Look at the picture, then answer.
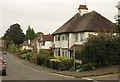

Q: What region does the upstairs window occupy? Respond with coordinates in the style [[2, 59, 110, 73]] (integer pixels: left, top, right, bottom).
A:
[[80, 33, 84, 41], [75, 33, 78, 42], [55, 35, 60, 41]]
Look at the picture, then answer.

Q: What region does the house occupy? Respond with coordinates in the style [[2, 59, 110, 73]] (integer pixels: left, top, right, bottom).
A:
[[39, 34, 54, 52], [52, 5, 116, 58], [30, 32, 54, 53], [31, 32, 44, 53], [20, 40, 33, 51]]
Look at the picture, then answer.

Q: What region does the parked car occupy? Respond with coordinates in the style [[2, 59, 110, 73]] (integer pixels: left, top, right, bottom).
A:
[[2, 51, 7, 54], [0, 57, 6, 76]]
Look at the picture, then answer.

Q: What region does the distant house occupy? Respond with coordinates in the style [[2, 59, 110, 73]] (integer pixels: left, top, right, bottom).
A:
[[30, 32, 54, 53], [52, 5, 116, 58], [31, 32, 44, 53], [20, 40, 33, 51], [39, 34, 54, 52]]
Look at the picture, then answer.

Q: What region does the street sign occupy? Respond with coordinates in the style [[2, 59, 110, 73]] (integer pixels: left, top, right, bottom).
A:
[[75, 59, 82, 64]]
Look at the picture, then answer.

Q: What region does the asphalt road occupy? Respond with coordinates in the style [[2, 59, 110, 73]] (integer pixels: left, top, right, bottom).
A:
[[1, 53, 80, 80], [0, 51, 119, 82]]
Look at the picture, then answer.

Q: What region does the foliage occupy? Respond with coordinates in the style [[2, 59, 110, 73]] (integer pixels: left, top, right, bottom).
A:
[[76, 63, 96, 72], [79, 33, 120, 66], [116, 19, 120, 32], [3, 23, 25, 46], [59, 58, 73, 71], [8, 44, 17, 53], [25, 25, 37, 40], [36, 53, 54, 67]]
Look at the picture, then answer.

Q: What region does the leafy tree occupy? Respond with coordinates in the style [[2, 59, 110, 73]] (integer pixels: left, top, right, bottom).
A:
[[79, 33, 119, 66], [116, 19, 120, 32], [3, 23, 25, 46], [25, 25, 36, 40]]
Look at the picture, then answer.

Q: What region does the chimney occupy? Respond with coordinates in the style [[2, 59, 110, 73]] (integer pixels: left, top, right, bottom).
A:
[[78, 5, 88, 16]]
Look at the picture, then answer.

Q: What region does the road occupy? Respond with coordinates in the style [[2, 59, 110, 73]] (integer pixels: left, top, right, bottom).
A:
[[0, 51, 119, 82], [0, 53, 79, 80]]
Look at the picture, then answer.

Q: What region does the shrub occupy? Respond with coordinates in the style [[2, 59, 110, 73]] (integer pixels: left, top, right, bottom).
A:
[[36, 53, 54, 67], [59, 58, 73, 71], [19, 54, 26, 59], [8, 44, 17, 53], [26, 52, 33, 60], [77, 63, 96, 72]]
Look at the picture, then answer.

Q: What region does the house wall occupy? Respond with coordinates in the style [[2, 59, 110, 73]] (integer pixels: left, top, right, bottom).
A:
[[21, 46, 33, 51], [54, 32, 97, 58], [42, 41, 53, 49], [54, 34, 68, 48]]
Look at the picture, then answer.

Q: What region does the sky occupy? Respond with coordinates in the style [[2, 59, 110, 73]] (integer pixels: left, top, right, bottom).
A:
[[0, 0, 119, 37]]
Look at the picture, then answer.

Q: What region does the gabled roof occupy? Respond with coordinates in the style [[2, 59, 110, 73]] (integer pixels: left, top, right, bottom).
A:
[[43, 34, 54, 41], [52, 11, 116, 35]]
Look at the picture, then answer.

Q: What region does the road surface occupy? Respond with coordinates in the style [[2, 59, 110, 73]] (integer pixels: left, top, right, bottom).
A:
[[0, 51, 119, 82]]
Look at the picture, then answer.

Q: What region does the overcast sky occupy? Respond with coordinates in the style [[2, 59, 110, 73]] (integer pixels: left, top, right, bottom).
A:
[[0, 0, 119, 37]]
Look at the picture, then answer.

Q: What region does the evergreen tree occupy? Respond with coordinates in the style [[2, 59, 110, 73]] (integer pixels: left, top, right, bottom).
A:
[[25, 25, 36, 40]]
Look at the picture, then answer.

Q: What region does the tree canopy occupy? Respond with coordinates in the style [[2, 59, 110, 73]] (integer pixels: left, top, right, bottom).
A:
[[3, 23, 25, 46], [25, 25, 36, 41]]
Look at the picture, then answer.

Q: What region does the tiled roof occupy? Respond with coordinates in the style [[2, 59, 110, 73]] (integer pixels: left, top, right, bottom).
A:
[[43, 34, 54, 41]]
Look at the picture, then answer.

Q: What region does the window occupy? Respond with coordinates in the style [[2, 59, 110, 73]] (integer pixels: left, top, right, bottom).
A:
[[55, 49, 58, 56], [55, 36, 58, 41], [65, 50, 68, 57], [62, 51, 64, 57], [65, 35, 68, 40], [58, 36, 60, 41], [58, 48, 60, 56], [62, 36, 65, 41], [42, 41, 45, 46], [55, 35, 60, 41], [80, 33, 84, 41], [75, 33, 78, 42]]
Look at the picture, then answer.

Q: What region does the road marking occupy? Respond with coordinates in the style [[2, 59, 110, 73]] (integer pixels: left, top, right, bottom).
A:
[[50, 72, 75, 78], [82, 77, 100, 82]]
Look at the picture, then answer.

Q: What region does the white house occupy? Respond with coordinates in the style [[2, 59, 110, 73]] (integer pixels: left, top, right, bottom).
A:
[[39, 34, 54, 52], [52, 5, 116, 58], [20, 40, 33, 51]]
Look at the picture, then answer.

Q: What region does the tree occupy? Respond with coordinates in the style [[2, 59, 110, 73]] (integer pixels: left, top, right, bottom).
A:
[[25, 25, 36, 40], [3, 23, 25, 46], [116, 19, 120, 32], [79, 33, 119, 66]]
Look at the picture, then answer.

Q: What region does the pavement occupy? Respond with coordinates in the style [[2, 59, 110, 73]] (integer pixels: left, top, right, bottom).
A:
[[10, 54, 119, 78]]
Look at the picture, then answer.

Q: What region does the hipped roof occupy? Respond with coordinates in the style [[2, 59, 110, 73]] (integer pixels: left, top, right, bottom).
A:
[[53, 11, 116, 35]]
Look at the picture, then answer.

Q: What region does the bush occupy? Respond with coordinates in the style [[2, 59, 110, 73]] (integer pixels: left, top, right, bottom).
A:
[[19, 54, 26, 59], [36, 53, 54, 67], [59, 58, 73, 71], [77, 63, 96, 72], [26, 52, 33, 60], [8, 44, 17, 53]]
